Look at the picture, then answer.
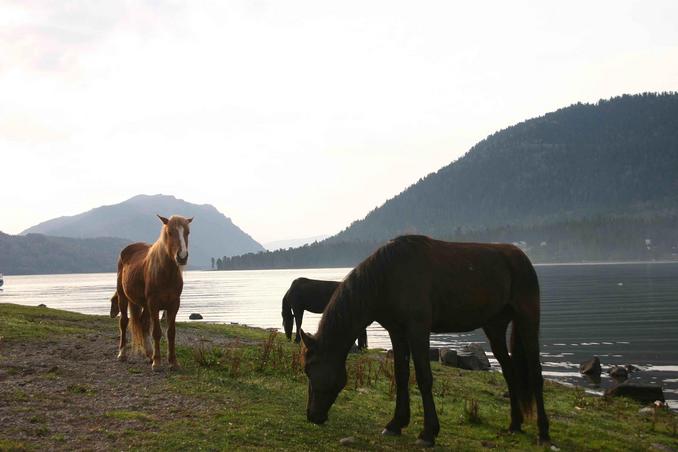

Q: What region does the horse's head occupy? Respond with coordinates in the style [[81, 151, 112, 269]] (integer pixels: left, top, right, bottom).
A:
[[300, 329, 347, 425], [157, 214, 193, 266], [282, 297, 294, 340]]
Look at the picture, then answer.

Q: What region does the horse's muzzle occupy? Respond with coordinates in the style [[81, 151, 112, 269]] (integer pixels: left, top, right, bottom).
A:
[[307, 410, 328, 425], [176, 254, 188, 266]]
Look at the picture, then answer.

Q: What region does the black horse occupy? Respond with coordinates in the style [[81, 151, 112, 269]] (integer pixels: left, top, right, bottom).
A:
[[282, 277, 367, 349], [300, 235, 550, 447]]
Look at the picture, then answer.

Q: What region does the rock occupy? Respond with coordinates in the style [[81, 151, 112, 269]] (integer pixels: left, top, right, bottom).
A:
[[38, 304, 47, 308], [638, 407, 655, 416], [608, 366, 628, 380], [339, 436, 356, 446], [650, 443, 675, 452], [579, 357, 601, 377], [605, 382, 665, 404], [626, 364, 640, 373], [189, 313, 203, 320], [439, 348, 458, 367], [457, 344, 490, 371], [429, 347, 441, 361]]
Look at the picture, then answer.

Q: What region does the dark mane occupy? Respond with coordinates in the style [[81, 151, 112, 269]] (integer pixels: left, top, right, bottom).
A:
[[317, 235, 433, 349]]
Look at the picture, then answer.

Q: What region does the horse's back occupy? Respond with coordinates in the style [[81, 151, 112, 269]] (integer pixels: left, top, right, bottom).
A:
[[288, 278, 340, 313], [119, 242, 151, 266], [369, 236, 537, 332]]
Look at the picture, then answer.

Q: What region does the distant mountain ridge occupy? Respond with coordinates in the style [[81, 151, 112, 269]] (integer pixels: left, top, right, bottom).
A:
[[264, 235, 329, 251], [22, 194, 264, 269]]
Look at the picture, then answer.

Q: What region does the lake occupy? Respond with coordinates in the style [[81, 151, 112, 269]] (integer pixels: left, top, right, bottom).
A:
[[1, 262, 677, 408]]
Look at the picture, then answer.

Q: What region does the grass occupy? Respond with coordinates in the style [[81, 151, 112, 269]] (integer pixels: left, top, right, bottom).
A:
[[0, 303, 102, 341], [1, 302, 677, 451]]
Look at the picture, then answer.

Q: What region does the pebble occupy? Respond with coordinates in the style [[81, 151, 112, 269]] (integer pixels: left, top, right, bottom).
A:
[[339, 436, 355, 446]]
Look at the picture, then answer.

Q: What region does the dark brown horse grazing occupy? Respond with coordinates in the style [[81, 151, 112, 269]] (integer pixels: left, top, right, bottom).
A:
[[282, 278, 367, 349], [300, 235, 550, 447], [112, 214, 192, 371]]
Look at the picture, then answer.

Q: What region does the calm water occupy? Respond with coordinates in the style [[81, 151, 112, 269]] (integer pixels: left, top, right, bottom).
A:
[[1, 263, 677, 408]]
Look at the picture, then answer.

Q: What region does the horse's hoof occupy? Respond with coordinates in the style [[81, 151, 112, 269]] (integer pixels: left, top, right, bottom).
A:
[[415, 438, 434, 448], [117, 354, 127, 362], [169, 363, 181, 371], [152, 363, 162, 372], [381, 428, 400, 436], [538, 437, 552, 447]]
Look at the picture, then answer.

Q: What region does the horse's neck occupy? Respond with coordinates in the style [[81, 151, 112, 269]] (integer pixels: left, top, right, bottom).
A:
[[146, 239, 180, 283], [317, 290, 370, 356]]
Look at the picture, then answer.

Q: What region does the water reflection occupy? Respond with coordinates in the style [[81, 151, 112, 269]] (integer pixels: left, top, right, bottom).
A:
[[2, 262, 677, 408]]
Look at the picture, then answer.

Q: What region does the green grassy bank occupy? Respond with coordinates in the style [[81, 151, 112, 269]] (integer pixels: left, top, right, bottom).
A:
[[0, 303, 676, 451]]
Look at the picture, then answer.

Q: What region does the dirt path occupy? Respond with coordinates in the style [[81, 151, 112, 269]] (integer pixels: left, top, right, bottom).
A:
[[0, 327, 243, 451]]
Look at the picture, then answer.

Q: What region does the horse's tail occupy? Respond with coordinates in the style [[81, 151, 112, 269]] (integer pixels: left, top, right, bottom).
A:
[[507, 246, 544, 420], [510, 321, 535, 418], [281, 291, 294, 340], [128, 302, 150, 355], [110, 293, 120, 318]]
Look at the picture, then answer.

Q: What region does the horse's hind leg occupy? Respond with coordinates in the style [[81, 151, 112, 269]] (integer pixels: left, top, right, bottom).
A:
[[483, 313, 523, 433], [358, 329, 368, 350], [147, 300, 163, 371], [514, 316, 550, 445], [117, 294, 129, 362], [383, 329, 410, 436], [408, 330, 440, 447]]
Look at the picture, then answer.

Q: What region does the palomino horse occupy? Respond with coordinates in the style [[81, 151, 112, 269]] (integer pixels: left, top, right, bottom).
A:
[[282, 277, 367, 349], [112, 215, 192, 371], [300, 235, 550, 447]]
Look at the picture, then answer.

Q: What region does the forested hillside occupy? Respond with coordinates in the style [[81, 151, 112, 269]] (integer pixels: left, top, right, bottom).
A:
[[217, 93, 678, 269], [0, 232, 129, 275], [331, 93, 678, 242]]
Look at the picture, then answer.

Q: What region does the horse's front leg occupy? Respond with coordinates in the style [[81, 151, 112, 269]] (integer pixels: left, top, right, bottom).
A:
[[293, 309, 304, 343], [167, 303, 180, 371], [383, 330, 410, 436], [148, 302, 163, 371], [409, 333, 440, 447]]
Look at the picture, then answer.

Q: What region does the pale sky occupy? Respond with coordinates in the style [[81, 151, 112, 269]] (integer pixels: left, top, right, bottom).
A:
[[1, 1, 677, 244]]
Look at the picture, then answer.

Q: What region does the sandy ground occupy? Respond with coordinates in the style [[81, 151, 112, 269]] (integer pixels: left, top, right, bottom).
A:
[[0, 327, 240, 451]]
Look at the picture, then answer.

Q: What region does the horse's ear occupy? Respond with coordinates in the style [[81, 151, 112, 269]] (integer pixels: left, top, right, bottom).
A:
[[299, 329, 317, 350], [157, 214, 169, 225], [187, 217, 193, 224]]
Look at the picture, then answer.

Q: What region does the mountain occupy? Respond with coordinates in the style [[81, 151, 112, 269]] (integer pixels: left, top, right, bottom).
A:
[[330, 92, 678, 243], [0, 231, 129, 275], [22, 194, 264, 269], [217, 93, 678, 269], [264, 235, 329, 251]]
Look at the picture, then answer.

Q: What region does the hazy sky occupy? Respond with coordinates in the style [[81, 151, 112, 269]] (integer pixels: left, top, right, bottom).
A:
[[1, 1, 677, 243]]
